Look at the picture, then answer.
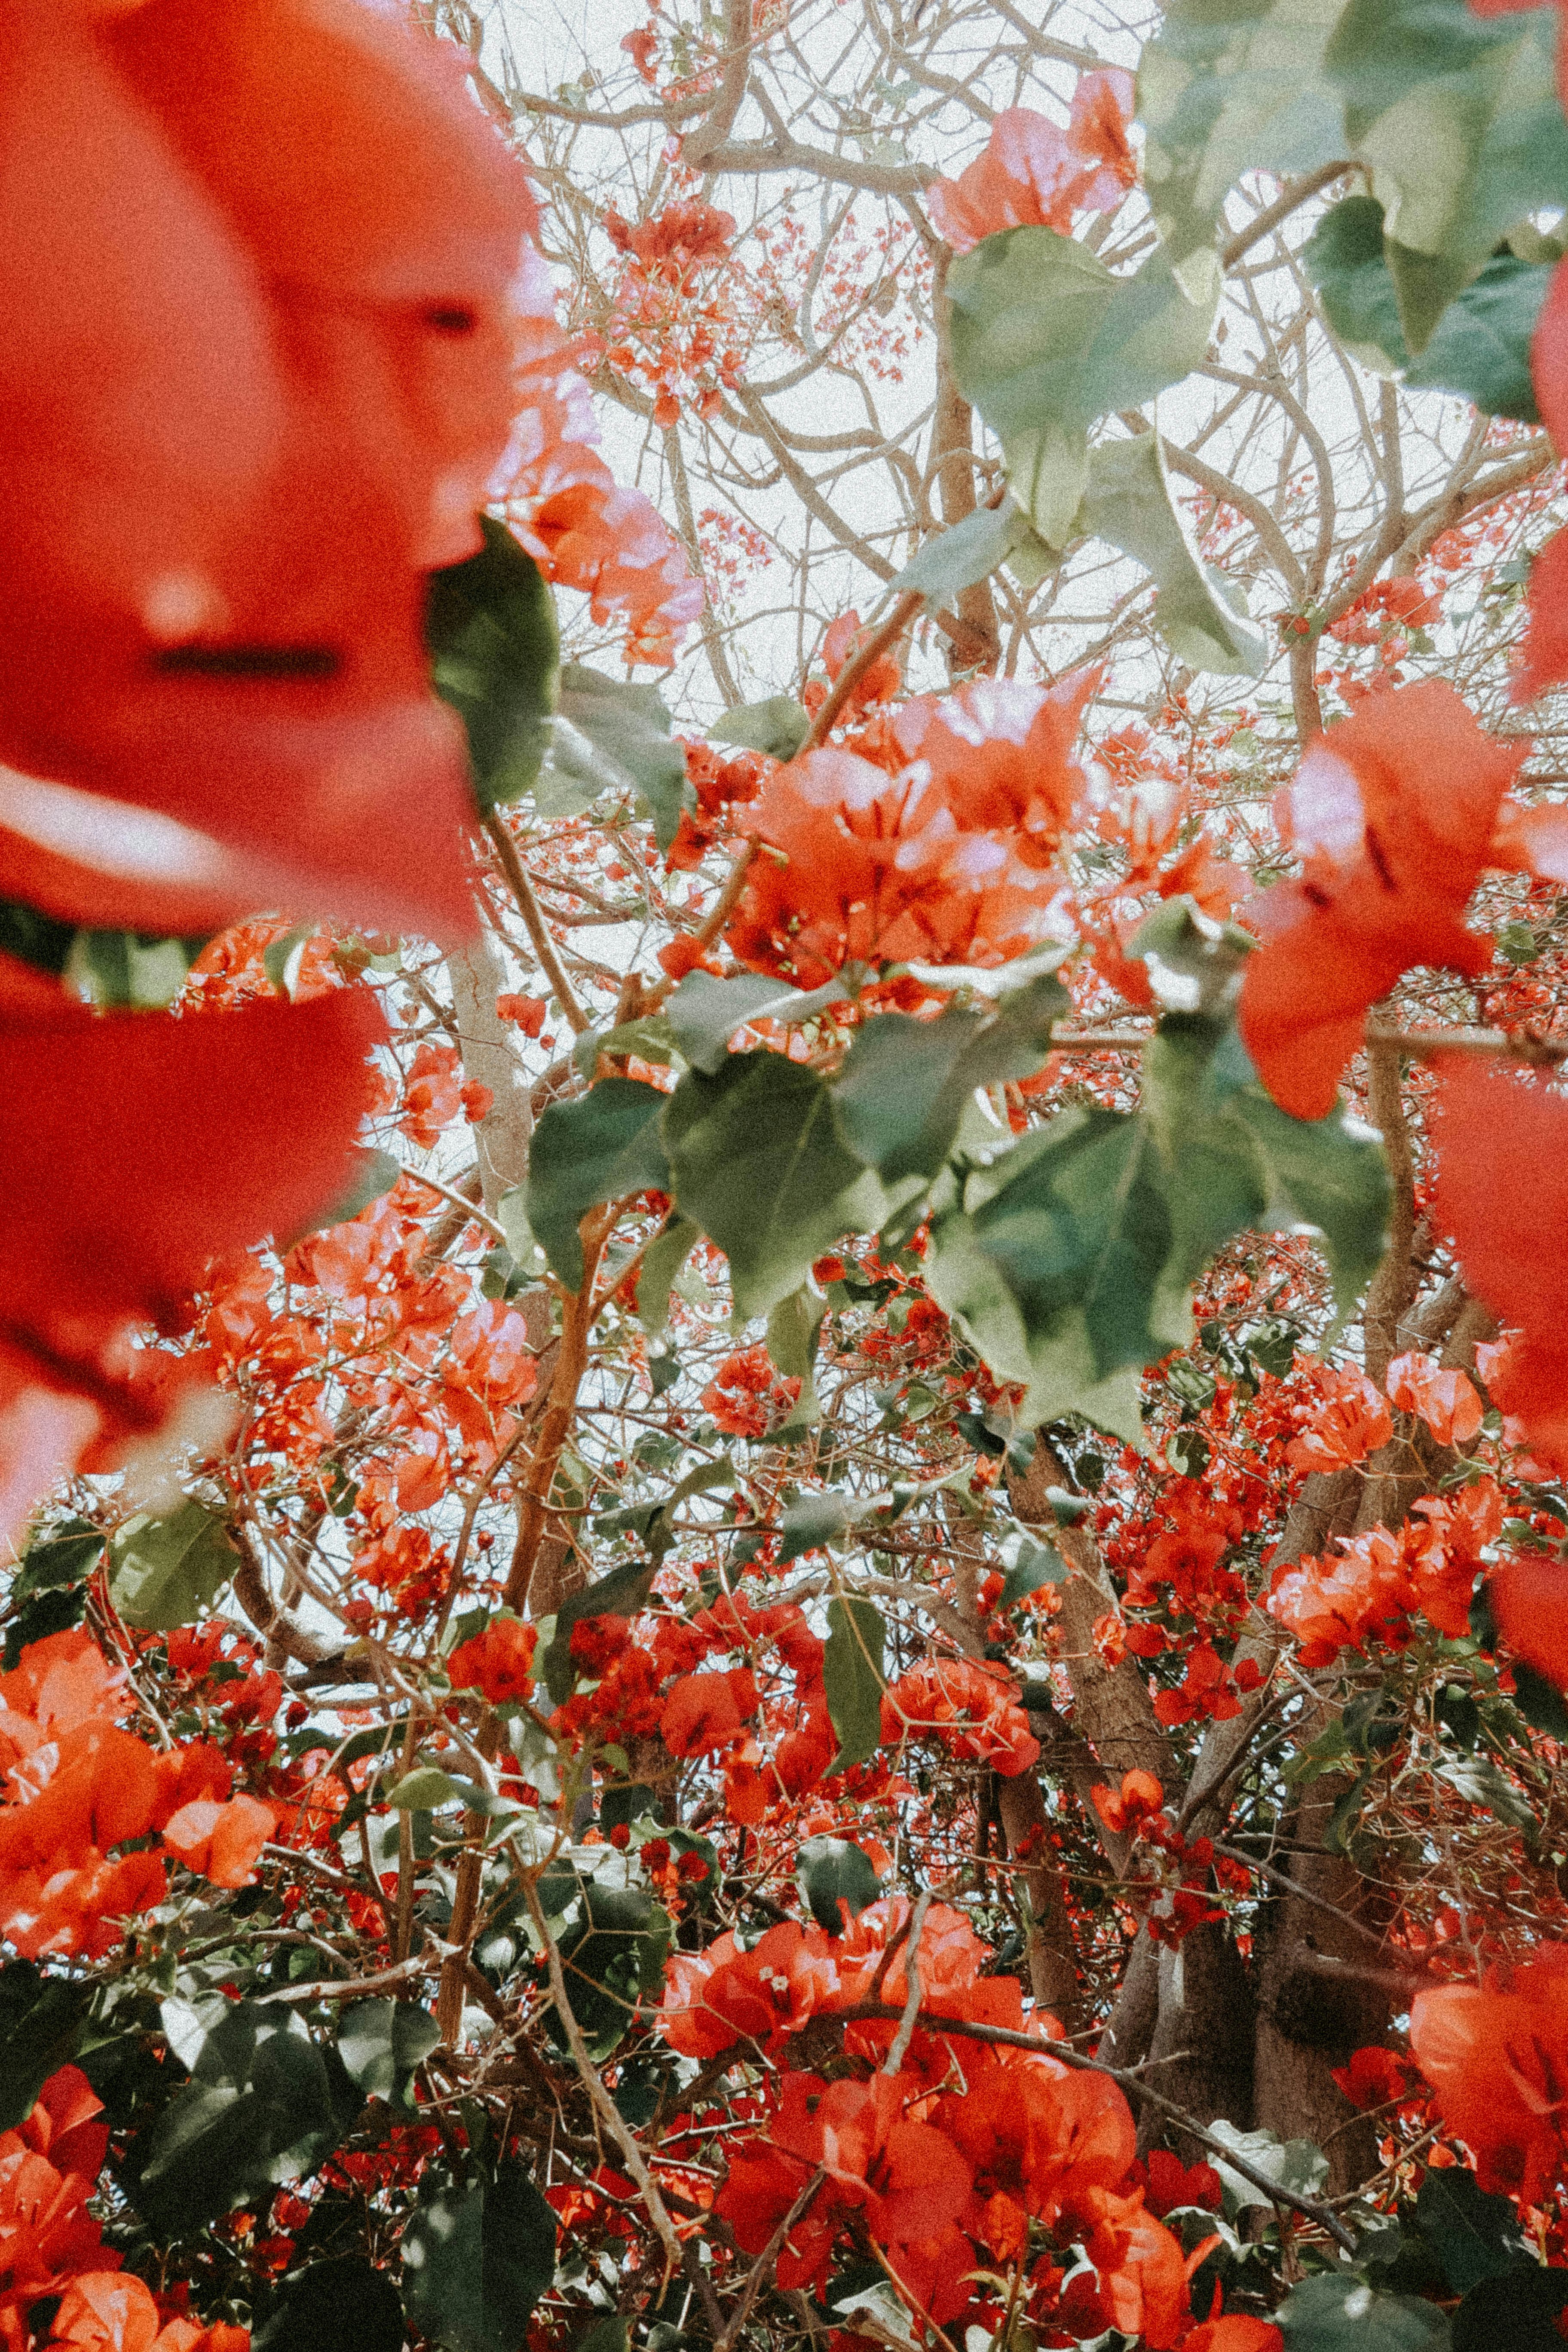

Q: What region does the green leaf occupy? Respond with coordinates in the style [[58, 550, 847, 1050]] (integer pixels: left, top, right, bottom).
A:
[[550, 1883, 671, 2055], [427, 517, 560, 814], [524, 1079, 671, 1291], [0, 1963, 89, 2128], [254, 2255, 407, 2352], [1327, 0, 1568, 350], [543, 1557, 659, 1706], [823, 1596, 887, 1776], [577, 2322, 630, 2352], [798, 1835, 882, 1936], [1277, 2271, 1452, 2350], [637, 1213, 701, 1338], [664, 967, 859, 1075], [663, 1052, 887, 1322], [708, 695, 812, 762], [1436, 1752, 1536, 1831], [403, 2162, 558, 2352], [948, 230, 1219, 547], [1305, 193, 1551, 415], [1142, 1016, 1271, 1289], [551, 664, 689, 850], [337, 2000, 440, 2112], [5, 1525, 101, 1669], [1229, 1078, 1390, 1317], [999, 1532, 1069, 1611], [108, 1499, 239, 1632], [296, 1145, 401, 1242], [1078, 432, 1270, 676], [1416, 2166, 1533, 2295], [831, 974, 1067, 1183], [1137, 0, 1348, 269], [766, 1283, 827, 1432], [1452, 2270, 1568, 2352], [135, 2001, 350, 2236], [885, 500, 1032, 601], [1207, 2120, 1330, 2214], [778, 1490, 876, 1562]]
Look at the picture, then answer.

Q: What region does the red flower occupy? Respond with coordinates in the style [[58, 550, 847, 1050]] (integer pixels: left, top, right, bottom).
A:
[[449, 1617, 539, 1706], [1409, 1948, 1568, 2202], [1513, 251, 1568, 697], [1238, 683, 1523, 1117], [1487, 1551, 1568, 1692], [1430, 1060, 1568, 1474], [0, 984, 384, 1541], [1090, 1769, 1165, 1838], [1286, 1369, 1393, 1473], [659, 1669, 759, 1758], [1332, 2045, 1409, 2110], [0, 0, 534, 944], [1387, 1350, 1483, 1448], [659, 1922, 842, 2058], [160, 1795, 275, 1890], [926, 73, 1136, 251], [1182, 2322, 1283, 2352], [880, 1657, 1040, 1778]]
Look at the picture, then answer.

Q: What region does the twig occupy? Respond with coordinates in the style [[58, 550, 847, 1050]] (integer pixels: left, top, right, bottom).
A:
[[482, 811, 591, 1034], [881, 1892, 931, 2075], [1220, 163, 1353, 271], [800, 592, 924, 753], [400, 1167, 508, 1246], [1367, 1024, 1568, 1067]]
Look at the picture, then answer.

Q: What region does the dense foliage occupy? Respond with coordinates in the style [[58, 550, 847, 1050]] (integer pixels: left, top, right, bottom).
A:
[[14, 3, 1568, 2350]]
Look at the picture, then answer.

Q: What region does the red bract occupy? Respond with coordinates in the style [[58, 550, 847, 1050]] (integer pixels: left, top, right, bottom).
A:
[[1514, 253, 1568, 696], [1409, 1948, 1568, 2201], [659, 1669, 759, 1758], [926, 72, 1136, 251], [1090, 1769, 1165, 1838], [448, 1617, 539, 1705], [0, 985, 384, 1540], [1237, 683, 1523, 1118], [729, 674, 1093, 985], [880, 1656, 1040, 1776], [1286, 1368, 1393, 1473], [1387, 1350, 1484, 1448], [0, 0, 535, 944], [159, 1795, 275, 1891], [659, 1921, 842, 2058], [1430, 1060, 1568, 1474], [1487, 1551, 1568, 1692]]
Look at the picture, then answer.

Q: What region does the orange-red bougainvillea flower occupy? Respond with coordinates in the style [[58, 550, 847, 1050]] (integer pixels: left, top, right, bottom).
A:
[[1430, 1058, 1568, 1479], [0, 0, 532, 943], [727, 672, 1094, 986], [1409, 1947, 1568, 2202], [0, 981, 385, 1542], [1237, 681, 1523, 1118], [926, 71, 1136, 251]]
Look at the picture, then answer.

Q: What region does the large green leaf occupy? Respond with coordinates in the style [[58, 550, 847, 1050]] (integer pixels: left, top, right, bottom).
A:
[[1305, 192, 1552, 416], [403, 2163, 558, 2352], [1078, 432, 1270, 676], [664, 966, 857, 1075], [254, 2256, 407, 2352], [0, 1963, 90, 2129], [427, 516, 559, 814], [798, 1836, 883, 1936], [948, 231, 1218, 546], [1137, 0, 1348, 269], [108, 1500, 239, 1632], [831, 972, 1068, 1183], [1327, 0, 1568, 348], [549, 664, 690, 848], [1415, 2166, 1533, 2295], [708, 695, 812, 761], [135, 2000, 352, 2236], [885, 500, 1032, 600], [337, 1999, 440, 2113], [1277, 2271, 1451, 2350], [550, 1882, 672, 2056], [524, 1079, 671, 1292], [1229, 1078, 1390, 1316], [823, 1597, 887, 1776], [663, 1052, 886, 1322]]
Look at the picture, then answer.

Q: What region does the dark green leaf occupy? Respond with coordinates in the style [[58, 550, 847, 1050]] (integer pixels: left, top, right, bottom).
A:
[[1452, 2268, 1568, 2352], [1436, 1752, 1536, 1831], [427, 517, 559, 814], [543, 1556, 659, 1705], [663, 1052, 886, 1322], [1277, 2271, 1452, 2349], [551, 664, 689, 849], [108, 1499, 239, 1632], [664, 966, 858, 1075], [1416, 2165, 1533, 2294], [337, 2000, 439, 2111], [135, 2002, 347, 2236], [0, 1963, 90, 2129], [403, 2163, 557, 2352], [637, 1214, 701, 1338], [798, 1835, 882, 1936], [551, 1883, 672, 2055], [709, 695, 812, 762], [577, 2321, 629, 2352], [999, 1534, 1068, 1610], [525, 1079, 671, 1291], [1230, 1079, 1390, 1317], [832, 974, 1067, 1183], [778, 1491, 875, 1561], [254, 2256, 407, 2352], [823, 1596, 887, 1775], [1306, 195, 1550, 416]]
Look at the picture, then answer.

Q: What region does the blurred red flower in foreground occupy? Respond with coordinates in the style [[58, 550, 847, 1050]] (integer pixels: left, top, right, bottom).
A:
[[0, 0, 538, 943], [0, 981, 384, 1542], [927, 70, 1136, 251], [1238, 682, 1523, 1118], [1410, 1947, 1568, 2202]]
